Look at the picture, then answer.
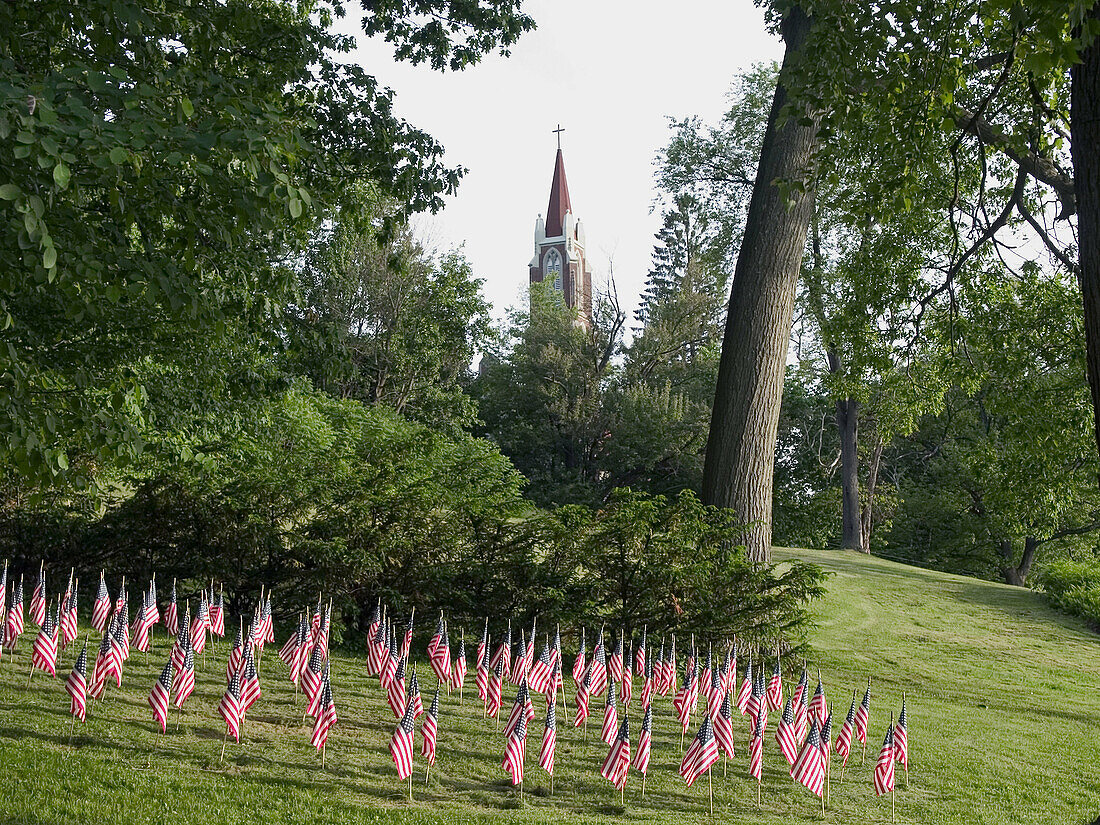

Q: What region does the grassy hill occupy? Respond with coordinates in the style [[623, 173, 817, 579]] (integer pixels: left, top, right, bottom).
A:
[[0, 548, 1098, 825]]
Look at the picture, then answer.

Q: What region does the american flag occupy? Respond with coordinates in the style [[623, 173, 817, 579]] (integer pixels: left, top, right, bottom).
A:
[[210, 588, 225, 637], [679, 714, 719, 787], [367, 601, 381, 647], [29, 562, 45, 628], [634, 703, 652, 775], [219, 663, 243, 743], [4, 575, 24, 648], [751, 672, 769, 735], [620, 664, 632, 708], [476, 635, 491, 702], [190, 595, 208, 655], [60, 582, 78, 650], [30, 603, 57, 676], [381, 626, 399, 689], [663, 636, 677, 696], [487, 655, 504, 719], [92, 572, 110, 633], [149, 659, 173, 733], [713, 689, 735, 758], [174, 646, 196, 708], [430, 625, 451, 686], [571, 628, 586, 686], [88, 624, 113, 699], [634, 626, 646, 677], [808, 676, 827, 726], [528, 638, 553, 694], [708, 659, 724, 720], [642, 649, 655, 709], [421, 687, 439, 764], [476, 618, 488, 673], [309, 660, 330, 719], [672, 660, 693, 733], [735, 656, 753, 714], [505, 678, 534, 738], [367, 613, 387, 676], [0, 561, 7, 624], [66, 639, 89, 722], [609, 632, 624, 685], [401, 611, 413, 660], [406, 668, 424, 719], [277, 612, 301, 666], [501, 711, 526, 786], [114, 580, 126, 612], [697, 648, 710, 705], [820, 711, 833, 766], [114, 597, 130, 662], [572, 662, 592, 728], [776, 696, 799, 765], [240, 643, 261, 712], [490, 621, 510, 677], [261, 595, 274, 644], [387, 656, 407, 718], [600, 679, 619, 745], [792, 666, 808, 708], [793, 687, 809, 744], [227, 624, 244, 685], [588, 628, 608, 697], [539, 699, 557, 775], [106, 611, 126, 686], [835, 692, 856, 764], [790, 717, 825, 797], [451, 634, 467, 690], [509, 629, 527, 687], [428, 615, 446, 678], [171, 604, 191, 675], [767, 654, 783, 711], [146, 578, 160, 629], [600, 717, 630, 790], [390, 696, 417, 780], [855, 682, 871, 745], [749, 707, 765, 781], [164, 580, 178, 637], [873, 723, 895, 796], [894, 699, 908, 768], [130, 600, 150, 654], [311, 676, 337, 751], [720, 647, 734, 696]]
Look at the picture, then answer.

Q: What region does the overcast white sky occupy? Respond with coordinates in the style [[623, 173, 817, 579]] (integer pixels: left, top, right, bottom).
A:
[[341, 1, 782, 323]]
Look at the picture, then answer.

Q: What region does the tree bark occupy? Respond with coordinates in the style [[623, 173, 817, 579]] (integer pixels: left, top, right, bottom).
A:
[[998, 536, 1038, 587], [1072, 5, 1100, 477], [702, 5, 820, 563], [836, 396, 861, 551]]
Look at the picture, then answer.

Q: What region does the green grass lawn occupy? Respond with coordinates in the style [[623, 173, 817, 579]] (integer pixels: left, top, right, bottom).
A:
[[0, 548, 1097, 824]]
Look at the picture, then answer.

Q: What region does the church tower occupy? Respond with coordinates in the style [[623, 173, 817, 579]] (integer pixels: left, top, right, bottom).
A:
[[529, 136, 593, 325]]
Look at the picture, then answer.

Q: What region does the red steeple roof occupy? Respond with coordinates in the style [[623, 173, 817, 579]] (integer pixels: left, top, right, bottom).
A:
[[545, 148, 572, 238]]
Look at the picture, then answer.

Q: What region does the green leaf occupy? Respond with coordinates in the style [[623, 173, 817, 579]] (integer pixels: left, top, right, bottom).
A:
[[180, 97, 194, 118], [109, 146, 128, 165], [42, 245, 56, 270], [0, 184, 20, 200], [53, 162, 70, 189], [289, 197, 302, 218]]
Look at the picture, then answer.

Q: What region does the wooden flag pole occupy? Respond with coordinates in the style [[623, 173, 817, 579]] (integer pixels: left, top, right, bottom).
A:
[[862, 677, 870, 765], [641, 772, 645, 798], [220, 727, 229, 762], [551, 772, 555, 796], [322, 742, 326, 770], [707, 765, 714, 817], [408, 771, 413, 802], [757, 775, 761, 806], [425, 760, 430, 784]]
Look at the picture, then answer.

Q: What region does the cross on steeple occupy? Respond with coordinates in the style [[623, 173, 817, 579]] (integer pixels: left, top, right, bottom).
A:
[[553, 124, 565, 150]]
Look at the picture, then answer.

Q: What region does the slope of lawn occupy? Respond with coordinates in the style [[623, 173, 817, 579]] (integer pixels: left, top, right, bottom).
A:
[[0, 548, 1097, 825]]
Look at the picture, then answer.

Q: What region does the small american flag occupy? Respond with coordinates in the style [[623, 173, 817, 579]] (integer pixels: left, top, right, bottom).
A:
[[451, 633, 467, 690], [609, 632, 624, 685], [311, 676, 337, 751], [174, 646, 195, 708], [240, 643, 261, 712], [679, 714, 719, 787], [66, 639, 89, 722], [429, 617, 451, 685], [572, 663, 592, 728], [88, 625, 112, 699], [171, 604, 191, 676], [835, 692, 856, 764], [190, 596, 208, 655], [854, 682, 871, 745], [421, 687, 439, 764], [391, 699, 417, 779], [808, 676, 827, 726], [309, 660, 330, 719], [510, 629, 527, 687], [406, 668, 424, 719], [387, 655, 408, 718], [767, 654, 783, 711], [210, 589, 225, 637], [30, 603, 57, 677], [505, 678, 533, 738], [894, 699, 908, 768], [600, 717, 630, 790], [790, 717, 825, 797], [634, 627, 646, 677], [367, 613, 387, 676], [571, 627, 586, 686], [735, 656, 753, 714], [486, 655, 504, 719], [279, 613, 301, 666], [713, 689, 735, 758], [476, 618, 488, 673], [749, 707, 765, 781], [708, 659, 724, 719], [92, 572, 110, 633], [490, 621, 511, 678], [227, 624, 244, 686], [588, 628, 608, 697], [820, 711, 833, 766], [501, 711, 526, 786], [476, 634, 491, 702], [873, 723, 895, 796], [528, 638, 553, 694], [4, 575, 24, 648], [642, 648, 655, 709], [29, 563, 45, 628], [130, 600, 151, 654], [302, 642, 325, 705], [219, 664, 243, 743], [539, 699, 557, 775], [149, 660, 173, 733], [634, 703, 652, 775], [600, 679, 619, 745], [164, 580, 178, 637], [776, 696, 798, 765], [381, 626, 399, 689], [59, 582, 78, 650]]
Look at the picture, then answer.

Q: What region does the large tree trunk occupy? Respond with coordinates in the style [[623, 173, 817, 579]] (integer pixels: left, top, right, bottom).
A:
[[1072, 5, 1100, 474], [998, 536, 1038, 587], [702, 5, 820, 563], [836, 395, 861, 551]]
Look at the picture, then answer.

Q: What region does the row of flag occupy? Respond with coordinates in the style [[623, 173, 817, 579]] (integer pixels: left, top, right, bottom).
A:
[[2, 565, 910, 815]]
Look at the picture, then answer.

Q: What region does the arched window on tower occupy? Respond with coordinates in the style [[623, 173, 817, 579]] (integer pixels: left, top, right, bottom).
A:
[[543, 249, 563, 295]]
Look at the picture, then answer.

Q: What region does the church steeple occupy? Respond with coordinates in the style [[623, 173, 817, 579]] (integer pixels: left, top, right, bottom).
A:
[[545, 148, 572, 239], [528, 131, 592, 326]]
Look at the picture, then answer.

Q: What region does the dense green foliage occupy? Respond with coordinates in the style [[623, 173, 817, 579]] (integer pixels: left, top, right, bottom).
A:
[[1039, 557, 1100, 624]]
